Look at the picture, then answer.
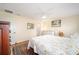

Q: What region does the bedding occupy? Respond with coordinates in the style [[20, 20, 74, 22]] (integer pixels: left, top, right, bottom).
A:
[[70, 33, 79, 52], [28, 35, 79, 55]]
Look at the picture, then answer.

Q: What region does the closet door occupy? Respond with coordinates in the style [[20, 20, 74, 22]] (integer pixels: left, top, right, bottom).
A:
[[0, 21, 10, 55], [2, 25, 10, 55], [0, 29, 2, 54]]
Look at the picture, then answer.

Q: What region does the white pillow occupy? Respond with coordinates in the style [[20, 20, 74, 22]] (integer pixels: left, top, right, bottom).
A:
[[71, 33, 79, 39], [41, 30, 54, 35]]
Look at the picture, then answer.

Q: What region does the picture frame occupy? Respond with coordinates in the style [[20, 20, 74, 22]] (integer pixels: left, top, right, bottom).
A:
[[51, 20, 61, 27], [27, 23, 34, 29]]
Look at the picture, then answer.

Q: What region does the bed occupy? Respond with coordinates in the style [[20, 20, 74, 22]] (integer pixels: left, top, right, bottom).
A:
[[28, 33, 79, 55]]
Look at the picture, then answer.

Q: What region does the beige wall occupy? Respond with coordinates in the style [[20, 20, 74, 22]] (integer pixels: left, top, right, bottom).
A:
[[40, 15, 79, 36], [0, 11, 40, 44], [78, 17, 79, 32], [0, 10, 79, 44]]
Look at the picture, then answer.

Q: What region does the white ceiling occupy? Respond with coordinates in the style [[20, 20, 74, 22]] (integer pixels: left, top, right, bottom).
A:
[[0, 3, 79, 19]]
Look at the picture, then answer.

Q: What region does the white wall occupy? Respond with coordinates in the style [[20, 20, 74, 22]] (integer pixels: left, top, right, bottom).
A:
[[0, 11, 40, 44], [0, 10, 79, 44], [61, 16, 79, 36], [78, 17, 79, 32], [40, 15, 79, 37]]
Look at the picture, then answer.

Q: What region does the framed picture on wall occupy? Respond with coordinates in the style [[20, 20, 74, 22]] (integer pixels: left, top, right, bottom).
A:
[[51, 20, 61, 27], [27, 23, 34, 29]]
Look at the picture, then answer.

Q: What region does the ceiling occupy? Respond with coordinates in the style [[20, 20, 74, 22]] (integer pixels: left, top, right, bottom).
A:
[[0, 3, 79, 20]]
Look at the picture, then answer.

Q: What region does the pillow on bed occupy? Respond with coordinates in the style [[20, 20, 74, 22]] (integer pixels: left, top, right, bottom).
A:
[[41, 30, 55, 35], [70, 33, 79, 39]]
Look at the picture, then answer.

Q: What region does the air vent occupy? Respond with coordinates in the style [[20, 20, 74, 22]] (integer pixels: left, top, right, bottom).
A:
[[4, 9, 13, 14]]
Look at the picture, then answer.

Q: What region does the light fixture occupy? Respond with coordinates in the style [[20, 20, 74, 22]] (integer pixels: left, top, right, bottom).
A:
[[42, 16, 47, 19]]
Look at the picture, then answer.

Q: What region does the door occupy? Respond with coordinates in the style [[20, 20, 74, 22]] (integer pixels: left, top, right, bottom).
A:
[[0, 29, 2, 54], [1, 25, 10, 55], [0, 21, 10, 55]]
